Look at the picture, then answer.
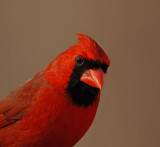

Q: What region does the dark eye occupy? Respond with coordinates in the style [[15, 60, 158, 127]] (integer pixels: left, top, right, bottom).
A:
[[75, 55, 84, 66]]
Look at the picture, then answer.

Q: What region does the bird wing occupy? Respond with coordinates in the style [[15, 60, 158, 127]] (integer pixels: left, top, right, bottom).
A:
[[0, 79, 38, 128]]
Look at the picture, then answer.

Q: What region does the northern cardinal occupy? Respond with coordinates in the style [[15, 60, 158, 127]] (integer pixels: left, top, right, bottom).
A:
[[0, 34, 110, 147]]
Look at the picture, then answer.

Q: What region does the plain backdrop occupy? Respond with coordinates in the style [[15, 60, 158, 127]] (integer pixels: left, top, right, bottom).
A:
[[0, 0, 160, 147]]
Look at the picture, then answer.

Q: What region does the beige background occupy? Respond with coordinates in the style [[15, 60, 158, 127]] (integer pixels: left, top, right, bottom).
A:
[[0, 0, 160, 147]]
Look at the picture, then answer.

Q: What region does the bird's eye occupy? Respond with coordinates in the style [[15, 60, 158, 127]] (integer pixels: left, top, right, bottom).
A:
[[75, 55, 84, 66]]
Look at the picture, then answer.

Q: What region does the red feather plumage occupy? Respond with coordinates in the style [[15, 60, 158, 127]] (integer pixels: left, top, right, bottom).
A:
[[0, 34, 110, 147]]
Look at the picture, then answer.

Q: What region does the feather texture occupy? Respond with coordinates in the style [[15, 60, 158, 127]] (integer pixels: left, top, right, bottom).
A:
[[0, 34, 110, 147]]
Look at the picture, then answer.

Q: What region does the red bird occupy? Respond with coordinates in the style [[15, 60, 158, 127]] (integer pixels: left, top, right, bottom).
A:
[[0, 34, 110, 147]]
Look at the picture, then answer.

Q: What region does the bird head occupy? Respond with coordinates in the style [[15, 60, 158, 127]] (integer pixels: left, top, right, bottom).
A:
[[45, 34, 110, 107]]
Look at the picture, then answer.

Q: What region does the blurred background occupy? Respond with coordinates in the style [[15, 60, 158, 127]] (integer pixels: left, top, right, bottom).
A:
[[0, 0, 160, 147]]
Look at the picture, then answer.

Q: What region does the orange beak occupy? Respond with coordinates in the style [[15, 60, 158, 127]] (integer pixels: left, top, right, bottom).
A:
[[80, 68, 104, 90]]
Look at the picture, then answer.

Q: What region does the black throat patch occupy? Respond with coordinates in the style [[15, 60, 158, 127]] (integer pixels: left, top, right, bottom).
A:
[[67, 58, 108, 107]]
